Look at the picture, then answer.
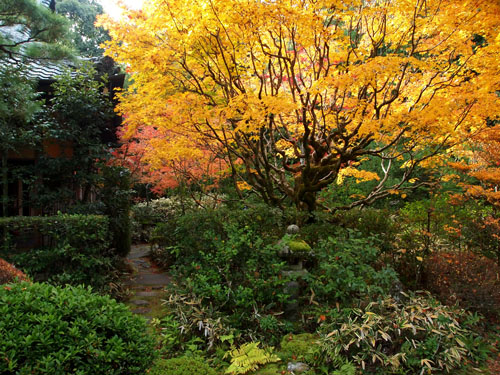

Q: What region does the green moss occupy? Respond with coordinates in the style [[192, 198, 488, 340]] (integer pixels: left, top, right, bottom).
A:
[[149, 357, 218, 375], [279, 333, 319, 362], [287, 240, 312, 254], [251, 363, 284, 375]]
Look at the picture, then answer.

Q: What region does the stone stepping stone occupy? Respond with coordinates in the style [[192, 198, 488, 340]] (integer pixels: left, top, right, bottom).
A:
[[132, 272, 170, 286], [133, 261, 151, 269], [130, 299, 149, 306], [131, 307, 152, 315], [135, 290, 160, 297]]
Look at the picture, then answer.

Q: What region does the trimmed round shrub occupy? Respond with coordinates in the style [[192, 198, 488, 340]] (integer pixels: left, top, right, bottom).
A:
[[149, 357, 218, 375], [0, 282, 157, 374], [0, 258, 29, 284]]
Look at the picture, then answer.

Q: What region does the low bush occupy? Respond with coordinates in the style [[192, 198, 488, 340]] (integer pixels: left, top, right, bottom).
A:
[[0, 258, 29, 284], [250, 363, 284, 375], [150, 203, 291, 333], [0, 282, 157, 374], [131, 194, 226, 243], [318, 292, 488, 374], [148, 357, 218, 375], [336, 208, 399, 253], [304, 230, 398, 305], [153, 290, 234, 355], [0, 214, 113, 290], [169, 223, 291, 339], [150, 202, 285, 264], [424, 251, 500, 318]]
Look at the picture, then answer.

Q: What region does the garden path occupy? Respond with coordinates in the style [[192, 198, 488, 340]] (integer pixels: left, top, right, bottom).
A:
[[124, 244, 171, 320]]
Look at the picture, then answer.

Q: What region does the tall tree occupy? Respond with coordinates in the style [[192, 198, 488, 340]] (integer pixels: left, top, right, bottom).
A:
[[30, 64, 114, 211], [99, 0, 500, 212], [0, 0, 73, 216], [0, 67, 41, 216], [56, 0, 110, 57]]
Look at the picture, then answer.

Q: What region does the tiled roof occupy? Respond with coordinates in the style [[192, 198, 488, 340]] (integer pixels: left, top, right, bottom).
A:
[[24, 60, 77, 80]]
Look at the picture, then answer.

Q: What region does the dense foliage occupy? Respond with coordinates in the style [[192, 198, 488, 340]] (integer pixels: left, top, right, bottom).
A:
[[1, 0, 500, 374], [304, 231, 397, 304], [155, 209, 292, 341], [28, 65, 115, 213], [0, 282, 157, 375], [0, 214, 113, 289], [56, 0, 110, 57]]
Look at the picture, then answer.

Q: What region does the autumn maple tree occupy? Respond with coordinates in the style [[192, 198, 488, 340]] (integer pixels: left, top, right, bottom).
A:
[[450, 125, 500, 262], [99, 0, 500, 211], [111, 124, 228, 194]]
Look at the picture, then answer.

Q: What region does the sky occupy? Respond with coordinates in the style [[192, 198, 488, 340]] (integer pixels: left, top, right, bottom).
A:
[[97, 0, 145, 19]]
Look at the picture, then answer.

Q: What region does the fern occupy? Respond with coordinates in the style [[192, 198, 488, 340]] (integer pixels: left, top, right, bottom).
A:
[[225, 342, 280, 374], [332, 363, 356, 375]]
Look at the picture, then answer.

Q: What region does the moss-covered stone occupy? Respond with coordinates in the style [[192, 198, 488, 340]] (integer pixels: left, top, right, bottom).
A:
[[287, 239, 312, 254]]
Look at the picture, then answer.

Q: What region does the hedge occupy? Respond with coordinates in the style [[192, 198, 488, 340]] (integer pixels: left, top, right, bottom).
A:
[[0, 214, 112, 289]]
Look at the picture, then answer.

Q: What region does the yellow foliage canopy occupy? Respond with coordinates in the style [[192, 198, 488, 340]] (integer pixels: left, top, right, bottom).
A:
[[98, 0, 500, 210]]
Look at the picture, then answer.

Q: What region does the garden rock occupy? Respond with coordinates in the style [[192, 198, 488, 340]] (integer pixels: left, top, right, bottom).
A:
[[287, 362, 310, 374]]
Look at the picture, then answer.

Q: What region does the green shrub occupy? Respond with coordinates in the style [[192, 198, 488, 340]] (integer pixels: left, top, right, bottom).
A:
[[318, 292, 488, 374], [337, 208, 399, 253], [151, 202, 285, 263], [251, 363, 284, 375], [0, 282, 157, 375], [149, 357, 218, 375], [150, 206, 292, 346], [170, 223, 291, 337], [0, 214, 113, 290], [305, 230, 397, 304], [132, 194, 227, 243], [153, 290, 234, 356]]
